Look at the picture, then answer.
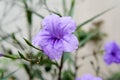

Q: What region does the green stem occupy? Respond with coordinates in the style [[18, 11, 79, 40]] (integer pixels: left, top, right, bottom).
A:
[[58, 54, 64, 80]]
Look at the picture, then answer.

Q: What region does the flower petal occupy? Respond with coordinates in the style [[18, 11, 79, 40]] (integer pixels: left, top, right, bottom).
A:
[[42, 14, 60, 33], [93, 78, 102, 80], [60, 17, 76, 34], [32, 30, 51, 47], [103, 41, 120, 64], [42, 40, 63, 60], [62, 34, 78, 52], [103, 53, 113, 65]]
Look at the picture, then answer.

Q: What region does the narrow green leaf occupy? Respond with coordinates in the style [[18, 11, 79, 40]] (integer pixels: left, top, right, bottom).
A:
[[26, 9, 32, 25], [0, 72, 4, 79], [18, 51, 26, 59], [76, 7, 114, 30], [33, 69, 44, 80], [63, 52, 73, 64], [79, 31, 98, 47], [0, 31, 20, 42], [68, 0, 75, 16], [22, 63, 31, 78], [12, 33, 24, 50], [23, 38, 32, 46], [4, 54, 18, 60], [40, 58, 59, 67], [23, 38, 42, 51], [2, 69, 18, 80], [62, 70, 75, 80], [62, 0, 67, 15], [50, 10, 62, 17], [23, 0, 32, 25], [28, 9, 44, 19]]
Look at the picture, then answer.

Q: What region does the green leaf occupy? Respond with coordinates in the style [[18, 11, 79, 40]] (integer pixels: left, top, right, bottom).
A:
[[68, 0, 75, 16], [33, 69, 44, 80], [106, 72, 120, 80], [50, 10, 62, 17], [23, 38, 42, 51], [3, 54, 18, 60], [28, 9, 44, 19], [79, 31, 98, 47], [62, 70, 75, 80], [1, 69, 18, 80], [12, 33, 24, 50], [63, 52, 73, 64], [62, 0, 67, 15], [74, 30, 87, 41], [0, 72, 4, 80], [24, 0, 44, 19], [22, 63, 33, 79], [18, 51, 26, 59], [26, 8, 32, 25], [0, 31, 20, 42], [23, 0, 32, 25], [40, 58, 58, 67], [76, 7, 114, 30]]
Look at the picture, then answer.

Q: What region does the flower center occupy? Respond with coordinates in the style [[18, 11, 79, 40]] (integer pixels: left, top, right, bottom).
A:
[[53, 35, 61, 40], [50, 34, 62, 44], [111, 52, 116, 57]]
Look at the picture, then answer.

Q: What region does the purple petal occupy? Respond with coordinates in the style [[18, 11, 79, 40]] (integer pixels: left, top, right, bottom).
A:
[[81, 74, 93, 80], [42, 14, 60, 33], [103, 54, 112, 65], [93, 78, 102, 80], [0, 53, 4, 57], [60, 17, 76, 34], [32, 30, 51, 47], [62, 34, 78, 52], [42, 40, 64, 60], [75, 77, 81, 80], [103, 41, 120, 64], [104, 41, 120, 54], [76, 74, 102, 80]]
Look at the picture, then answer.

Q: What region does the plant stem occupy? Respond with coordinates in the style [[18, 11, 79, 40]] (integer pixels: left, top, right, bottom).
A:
[[74, 49, 79, 78], [58, 54, 64, 80]]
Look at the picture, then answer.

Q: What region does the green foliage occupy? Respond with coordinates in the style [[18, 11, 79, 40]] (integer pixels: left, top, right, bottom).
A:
[[68, 0, 75, 16], [62, 0, 67, 15], [106, 72, 120, 80], [63, 52, 74, 64], [62, 70, 75, 80], [24, 38, 42, 51], [0, 70, 17, 80]]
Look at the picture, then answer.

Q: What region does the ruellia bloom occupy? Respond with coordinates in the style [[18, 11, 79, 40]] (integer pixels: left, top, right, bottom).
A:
[[32, 14, 78, 60], [103, 41, 120, 65], [0, 53, 3, 57], [75, 74, 102, 80]]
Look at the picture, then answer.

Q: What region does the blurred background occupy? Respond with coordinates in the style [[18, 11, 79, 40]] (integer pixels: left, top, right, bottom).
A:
[[0, 0, 120, 80]]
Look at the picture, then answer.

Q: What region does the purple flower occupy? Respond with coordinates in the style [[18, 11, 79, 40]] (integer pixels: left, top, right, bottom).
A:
[[103, 41, 120, 65], [32, 14, 78, 60], [75, 74, 102, 80], [0, 53, 3, 57]]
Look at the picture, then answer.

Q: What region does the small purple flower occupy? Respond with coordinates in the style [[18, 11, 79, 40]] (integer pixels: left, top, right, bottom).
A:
[[103, 41, 120, 65], [75, 74, 102, 80], [32, 14, 78, 60], [0, 52, 3, 57]]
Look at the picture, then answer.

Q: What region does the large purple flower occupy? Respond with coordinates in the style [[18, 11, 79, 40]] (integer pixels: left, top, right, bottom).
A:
[[32, 14, 78, 60], [75, 74, 102, 80], [103, 41, 120, 65]]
